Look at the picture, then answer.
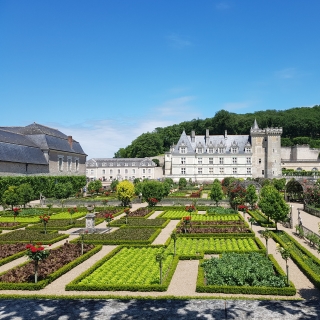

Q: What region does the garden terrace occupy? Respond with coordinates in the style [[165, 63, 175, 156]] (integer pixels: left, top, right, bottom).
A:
[[0, 244, 27, 266], [71, 227, 161, 245], [109, 218, 169, 228], [0, 230, 69, 244], [27, 218, 105, 231], [271, 230, 320, 289], [95, 208, 124, 219], [196, 252, 296, 296], [0, 243, 101, 290], [66, 246, 178, 292], [165, 237, 264, 258]]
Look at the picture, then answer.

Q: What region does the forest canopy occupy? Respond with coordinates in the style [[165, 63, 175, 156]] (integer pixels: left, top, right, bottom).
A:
[[114, 105, 320, 158]]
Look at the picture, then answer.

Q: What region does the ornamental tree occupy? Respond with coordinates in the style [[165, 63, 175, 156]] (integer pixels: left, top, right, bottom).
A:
[[17, 183, 35, 208], [258, 185, 289, 230], [178, 178, 187, 189], [39, 214, 50, 234], [2, 186, 20, 210], [116, 180, 135, 206], [141, 180, 165, 206], [110, 179, 119, 192], [68, 207, 78, 224], [88, 180, 103, 194], [25, 243, 50, 283], [210, 179, 224, 206], [245, 184, 258, 209]]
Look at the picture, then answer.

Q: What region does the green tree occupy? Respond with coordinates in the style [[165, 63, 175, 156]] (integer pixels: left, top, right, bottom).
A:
[[210, 179, 224, 206], [245, 184, 258, 209], [2, 186, 20, 210], [272, 178, 286, 192], [258, 185, 289, 230], [110, 179, 119, 192], [53, 182, 73, 200], [152, 158, 160, 167], [17, 183, 35, 208], [178, 177, 187, 189], [141, 180, 165, 206], [130, 132, 163, 158], [88, 180, 103, 194], [116, 180, 135, 206]]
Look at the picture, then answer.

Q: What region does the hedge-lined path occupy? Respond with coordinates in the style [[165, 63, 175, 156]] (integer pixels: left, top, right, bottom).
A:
[[152, 220, 179, 245], [249, 202, 320, 301]]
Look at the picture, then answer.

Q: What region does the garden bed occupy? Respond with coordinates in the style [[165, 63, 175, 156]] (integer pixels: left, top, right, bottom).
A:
[[0, 230, 69, 244], [196, 252, 296, 295], [158, 210, 240, 221], [176, 225, 253, 234], [128, 208, 154, 218], [271, 230, 320, 289], [0, 243, 101, 290], [165, 237, 264, 258], [110, 218, 169, 228], [66, 246, 178, 292], [71, 227, 161, 245], [0, 222, 28, 230], [0, 244, 28, 266]]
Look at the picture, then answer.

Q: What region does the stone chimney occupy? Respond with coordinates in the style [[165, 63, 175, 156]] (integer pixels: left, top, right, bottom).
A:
[[205, 129, 210, 143], [224, 130, 228, 139], [68, 136, 73, 148], [191, 130, 195, 142]]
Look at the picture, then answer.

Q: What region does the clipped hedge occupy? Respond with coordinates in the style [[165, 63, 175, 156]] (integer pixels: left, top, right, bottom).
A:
[[0, 223, 29, 230], [109, 218, 169, 228], [0, 251, 27, 267], [271, 231, 320, 289], [70, 227, 162, 245], [247, 210, 275, 228], [0, 245, 102, 290], [66, 246, 180, 292], [196, 254, 296, 296]]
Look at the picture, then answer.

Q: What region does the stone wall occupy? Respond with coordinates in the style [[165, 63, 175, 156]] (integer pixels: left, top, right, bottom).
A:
[[0, 161, 49, 176]]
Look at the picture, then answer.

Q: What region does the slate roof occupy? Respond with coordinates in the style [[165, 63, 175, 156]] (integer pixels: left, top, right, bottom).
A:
[[0, 123, 86, 165], [173, 131, 251, 155], [86, 158, 156, 167]]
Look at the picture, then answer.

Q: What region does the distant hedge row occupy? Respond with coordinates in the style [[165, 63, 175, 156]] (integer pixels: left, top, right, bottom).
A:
[[0, 175, 87, 199]]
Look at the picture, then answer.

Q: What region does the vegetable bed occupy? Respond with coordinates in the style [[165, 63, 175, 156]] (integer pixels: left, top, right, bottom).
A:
[[158, 210, 240, 221], [66, 246, 177, 291], [110, 218, 169, 228]]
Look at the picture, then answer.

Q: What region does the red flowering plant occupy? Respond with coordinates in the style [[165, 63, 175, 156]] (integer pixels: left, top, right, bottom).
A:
[[182, 216, 192, 232], [124, 208, 130, 224], [68, 207, 78, 224], [105, 191, 110, 197], [238, 204, 248, 212], [25, 243, 50, 283], [39, 214, 50, 234], [148, 197, 159, 207], [185, 205, 196, 213], [12, 207, 21, 222], [102, 199, 109, 210], [105, 213, 114, 227]]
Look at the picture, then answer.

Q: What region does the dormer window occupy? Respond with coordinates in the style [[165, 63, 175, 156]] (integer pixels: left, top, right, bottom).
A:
[[117, 163, 121, 166], [231, 147, 238, 153], [132, 162, 135, 166], [245, 147, 251, 153], [218, 147, 224, 154], [125, 163, 128, 166], [196, 148, 203, 154], [208, 148, 214, 154], [110, 163, 113, 166], [180, 147, 186, 154]]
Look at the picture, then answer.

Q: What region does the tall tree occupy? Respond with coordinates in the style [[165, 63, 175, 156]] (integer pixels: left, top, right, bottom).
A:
[[258, 185, 289, 230], [116, 181, 135, 206], [2, 186, 20, 210], [210, 179, 224, 206], [245, 184, 258, 209], [17, 183, 35, 208], [141, 180, 165, 206]]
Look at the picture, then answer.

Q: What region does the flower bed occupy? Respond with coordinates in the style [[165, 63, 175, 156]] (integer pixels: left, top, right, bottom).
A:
[[128, 208, 154, 218], [0, 244, 28, 266], [190, 220, 245, 226], [196, 252, 296, 295], [0, 216, 41, 223], [0, 230, 69, 244], [95, 208, 124, 219], [110, 218, 169, 228], [66, 246, 178, 292], [0, 243, 101, 290], [165, 237, 263, 258], [271, 230, 320, 289], [0, 222, 28, 230], [71, 227, 161, 245], [49, 211, 87, 220]]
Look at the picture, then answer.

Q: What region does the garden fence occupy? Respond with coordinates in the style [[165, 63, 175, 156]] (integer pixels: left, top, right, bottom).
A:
[[301, 224, 320, 242], [303, 204, 320, 218]]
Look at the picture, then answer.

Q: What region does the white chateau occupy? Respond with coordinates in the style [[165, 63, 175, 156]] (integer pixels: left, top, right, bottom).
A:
[[164, 120, 283, 182]]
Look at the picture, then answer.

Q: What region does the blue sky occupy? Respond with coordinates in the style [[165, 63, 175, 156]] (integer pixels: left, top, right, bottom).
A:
[[1, 1, 319, 158]]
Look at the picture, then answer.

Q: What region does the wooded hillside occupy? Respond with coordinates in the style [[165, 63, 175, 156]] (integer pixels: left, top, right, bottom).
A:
[[114, 105, 320, 158]]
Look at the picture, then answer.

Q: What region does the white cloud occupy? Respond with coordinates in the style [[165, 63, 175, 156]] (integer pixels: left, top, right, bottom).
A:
[[275, 68, 296, 79], [166, 33, 192, 49], [50, 96, 200, 159]]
